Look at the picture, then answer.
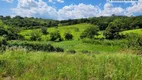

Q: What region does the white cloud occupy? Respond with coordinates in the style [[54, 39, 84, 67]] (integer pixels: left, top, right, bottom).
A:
[[2, 0, 13, 3], [57, 0, 64, 3], [12, 0, 58, 19], [48, 0, 64, 3], [125, 0, 142, 15], [11, 0, 142, 20], [12, 1, 101, 20], [58, 3, 101, 20], [100, 3, 124, 16]]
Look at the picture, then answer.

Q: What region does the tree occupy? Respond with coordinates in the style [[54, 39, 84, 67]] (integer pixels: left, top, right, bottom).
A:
[[64, 32, 73, 40], [80, 26, 99, 39], [30, 31, 41, 41], [0, 26, 8, 36], [50, 31, 62, 41], [103, 19, 124, 39], [41, 27, 48, 35]]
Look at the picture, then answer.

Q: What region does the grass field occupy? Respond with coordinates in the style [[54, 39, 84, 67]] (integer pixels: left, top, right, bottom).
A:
[[20, 23, 93, 40], [8, 40, 121, 53], [121, 29, 142, 35], [0, 49, 142, 80], [52, 40, 121, 53]]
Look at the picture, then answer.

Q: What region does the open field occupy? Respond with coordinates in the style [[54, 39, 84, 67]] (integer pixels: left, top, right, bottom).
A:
[[0, 49, 142, 80]]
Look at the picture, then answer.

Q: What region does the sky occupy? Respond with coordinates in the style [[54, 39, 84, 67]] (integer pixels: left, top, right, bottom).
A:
[[0, 0, 142, 20]]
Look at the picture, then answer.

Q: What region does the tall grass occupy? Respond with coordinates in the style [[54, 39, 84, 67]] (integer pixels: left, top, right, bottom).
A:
[[0, 49, 142, 80]]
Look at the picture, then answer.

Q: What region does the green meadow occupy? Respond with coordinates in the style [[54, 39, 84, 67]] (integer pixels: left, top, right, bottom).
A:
[[0, 49, 142, 80]]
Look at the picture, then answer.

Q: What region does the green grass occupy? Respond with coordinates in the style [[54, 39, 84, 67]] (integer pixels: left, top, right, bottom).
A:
[[0, 49, 142, 80], [8, 40, 121, 53], [121, 29, 142, 35], [52, 40, 121, 53], [20, 23, 95, 40]]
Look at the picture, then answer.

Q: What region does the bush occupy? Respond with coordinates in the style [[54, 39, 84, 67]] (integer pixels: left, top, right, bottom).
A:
[[30, 31, 41, 41], [74, 28, 79, 32], [80, 26, 99, 39], [41, 27, 48, 35], [138, 36, 142, 46], [67, 50, 76, 54], [0, 26, 8, 36], [81, 50, 90, 54], [8, 42, 64, 52], [125, 33, 141, 49], [64, 32, 73, 40], [0, 37, 7, 47], [50, 31, 62, 41]]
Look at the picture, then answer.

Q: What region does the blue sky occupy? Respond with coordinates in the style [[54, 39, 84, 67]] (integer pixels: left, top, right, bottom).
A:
[[0, 0, 142, 20]]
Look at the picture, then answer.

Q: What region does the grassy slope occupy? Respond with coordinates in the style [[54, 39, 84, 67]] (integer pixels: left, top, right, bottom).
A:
[[18, 23, 122, 53], [121, 29, 142, 35], [0, 50, 142, 80], [20, 23, 93, 40], [52, 40, 120, 53]]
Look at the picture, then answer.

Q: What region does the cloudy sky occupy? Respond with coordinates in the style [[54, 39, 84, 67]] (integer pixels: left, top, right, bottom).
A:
[[0, 0, 142, 20]]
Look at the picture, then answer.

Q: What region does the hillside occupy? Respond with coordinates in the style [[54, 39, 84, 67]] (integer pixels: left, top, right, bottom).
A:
[[121, 29, 142, 35]]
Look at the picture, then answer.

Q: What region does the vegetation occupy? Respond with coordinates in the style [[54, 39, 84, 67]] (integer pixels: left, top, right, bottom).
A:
[[50, 31, 62, 41], [0, 49, 142, 80], [64, 32, 73, 40], [80, 26, 99, 39], [0, 15, 142, 79]]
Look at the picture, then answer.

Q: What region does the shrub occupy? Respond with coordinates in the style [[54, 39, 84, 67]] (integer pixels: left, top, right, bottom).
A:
[[30, 31, 41, 41], [67, 50, 76, 54], [81, 50, 90, 54], [138, 36, 142, 46], [74, 28, 79, 32], [50, 31, 62, 41], [8, 42, 64, 52], [64, 32, 73, 40], [125, 33, 141, 49], [41, 27, 48, 35], [0, 37, 7, 47], [80, 26, 99, 39], [0, 26, 8, 36], [6, 33, 24, 40], [55, 47, 64, 52]]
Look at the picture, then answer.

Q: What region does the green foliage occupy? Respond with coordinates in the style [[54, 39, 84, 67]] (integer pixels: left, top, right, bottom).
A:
[[50, 31, 62, 41], [81, 50, 91, 54], [64, 32, 73, 40], [41, 27, 48, 35], [138, 36, 142, 46], [104, 19, 124, 39], [30, 31, 41, 41], [125, 33, 142, 49], [0, 26, 7, 35], [80, 26, 99, 39], [0, 37, 7, 47], [67, 49, 76, 54], [8, 41, 64, 52]]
